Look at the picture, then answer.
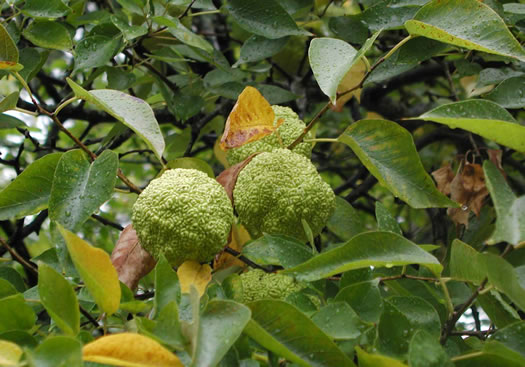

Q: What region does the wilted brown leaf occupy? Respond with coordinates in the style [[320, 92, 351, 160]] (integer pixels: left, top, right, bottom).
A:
[[83, 333, 183, 367], [111, 225, 156, 290], [220, 86, 282, 150], [214, 224, 251, 270], [216, 154, 257, 203], [487, 149, 506, 178], [432, 164, 455, 196]]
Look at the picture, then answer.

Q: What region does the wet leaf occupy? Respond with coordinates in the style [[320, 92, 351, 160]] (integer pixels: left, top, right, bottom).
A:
[[22, 21, 72, 50], [111, 225, 156, 290], [22, 0, 71, 18], [177, 261, 212, 297], [83, 333, 183, 367], [74, 35, 121, 70], [485, 76, 525, 109], [0, 23, 18, 62]]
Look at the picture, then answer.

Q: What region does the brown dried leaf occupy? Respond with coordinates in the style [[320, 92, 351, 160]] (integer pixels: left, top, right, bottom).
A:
[[216, 154, 257, 203], [214, 224, 251, 270], [432, 164, 455, 196], [111, 225, 156, 290], [220, 86, 282, 150], [487, 149, 506, 178]]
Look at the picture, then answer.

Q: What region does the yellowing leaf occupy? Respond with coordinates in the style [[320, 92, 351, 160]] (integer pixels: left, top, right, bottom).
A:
[[58, 224, 121, 315], [83, 333, 183, 367], [214, 224, 251, 270], [177, 261, 212, 296], [0, 340, 22, 367], [220, 86, 282, 150], [332, 59, 367, 112]]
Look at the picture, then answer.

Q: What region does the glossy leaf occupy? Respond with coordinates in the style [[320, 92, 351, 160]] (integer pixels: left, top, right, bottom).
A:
[[22, 21, 72, 51], [111, 15, 147, 41], [335, 281, 383, 323], [416, 100, 525, 152], [449, 239, 485, 284], [0, 23, 18, 62], [485, 77, 525, 109], [244, 300, 356, 367], [377, 300, 413, 356], [0, 153, 62, 220], [154, 255, 180, 316], [311, 302, 366, 340], [74, 35, 121, 70], [355, 346, 408, 367], [408, 330, 451, 367], [67, 78, 165, 162], [492, 321, 525, 359], [226, 0, 310, 39], [234, 35, 288, 66], [0, 294, 36, 333], [0, 340, 22, 366], [38, 263, 80, 336], [0, 113, 26, 129], [387, 296, 442, 338], [283, 231, 443, 281], [31, 336, 82, 367], [83, 333, 183, 367], [192, 300, 251, 367], [338, 119, 456, 208], [22, 0, 71, 18], [484, 160, 525, 245], [0, 92, 18, 113], [242, 234, 312, 268], [326, 197, 367, 241], [153, 16, 213, 53], [362, 3, 420, 31], [49, 149, 118, 230], [405, 0, 525, 62], [58, 225, 121, 315], [375, 202, 402, 235]]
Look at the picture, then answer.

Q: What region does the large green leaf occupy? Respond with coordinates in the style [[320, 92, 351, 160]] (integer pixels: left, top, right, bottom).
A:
[[375, 202, 402, 235], [485, 77, 525, 109], [111, 15, 148, 41], [153, 16, 213, 54], [234, 35, 288, 66], [37, 263, 80, 336], [283, 232, 442, 281], [492, 321, 525, 359], [0, 23, 18, 62], [311, 302, 366, 340], [244, 300, 355, 367], [22, 21, 72, 51], [408, 329, 451, 367], [22, 0, 71, 18], [67, 78, 165, 162], [335, 281, 383, 323], [0, 92, 19, 113], [0, 113, 26, 129], [326, 197, 367, 241], [225, 0, 310, 39], [74, 35, 121, 70], [49, 149, 118, 230], [58, 225, 121, 315], [0, 294, 36, 333], [338, 119, 456, 208], [362, 2, 420, 31], [242, 234, 312, 268], [484, 161, 525, 246], [405, 0, 525, 62], [154, 255, 180, 317], [415, 100, 525, 153], [30, 336, 82, 367], [449, 239, 486, 284], [0, 153, 62, 220], [192, 300, 251, 367]]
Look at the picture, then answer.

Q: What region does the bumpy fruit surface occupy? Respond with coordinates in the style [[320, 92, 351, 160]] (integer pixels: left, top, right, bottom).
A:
[[239, 269, 305, 303], [132, 169, 233, 266], [226, 105, 313, 166], [233, 149, 335, 241]]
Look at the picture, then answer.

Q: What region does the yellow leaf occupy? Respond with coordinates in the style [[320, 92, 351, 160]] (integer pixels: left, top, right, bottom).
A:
[[83, 333, 183, 367], [220, 86, 282, 150], [332, 59, 367, 112], [214, 224, 251, 270], [58, 224, 121, 315], [0, 340, 22, 367], [177, 261, 212, 296]]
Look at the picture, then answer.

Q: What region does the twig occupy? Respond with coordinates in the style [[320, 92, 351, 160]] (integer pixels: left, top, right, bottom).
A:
[[319, 0, 335, 17], [378, 274, 442, 282], [91, 214, 124, 231], [178, 0, 197, 19], [80, 305, 100, 329], [224, 246, 272, 273], [450, 329, 495, 339], [0, 237, 38, 275]]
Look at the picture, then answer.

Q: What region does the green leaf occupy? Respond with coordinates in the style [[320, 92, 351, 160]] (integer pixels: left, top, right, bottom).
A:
[[326, 197, 367, 241], [0, 268, 26, 293], [492, 321, 525, 359], [153, 16, 213, 53], [150, 302, 186, 350], [449, 239, 485, 284], [166, 158, 215, 178], [408, 329, 452, 367], [154, 255, 181, 317], [66, 78, 165, 162], [283, 232, 443, 281], [405, 0, 525, 62], [387, 296, 442, 338], [483, 160, 525, 245], [22, 0, 71, 18], [74, 35, 121, 70], [0, 113, 26, 129], [478, 291, 520, 328], [192, 300, 251, 367], [0, 23, 18, 62], [49, 150, 118, 230], [355, 346, 408, 367], [375, 202, 402, 235], [329, 16, 369, 45], [338, 119, 456, 208], [30, 336, 82, 367], [0, 278, 17, 299], [234, 35, 288, 66], [225, 0, 311, 39], [485, 77, 525, 109], [335, 281, 383, 323], [242, 234, 312, 268], [415, 100, 525, 153], [110, 15, 148, 41], [257, 84, 299, 104], [311, 302, 366, 340], [308, 38, 357, 104], [0, 92, 18, 113], [0, 153, 62, 220], [22, 21, 72, 51], [377, 300, 413, 356], [0, 294, 36, 333], [37, 263, 80, 336], [362, 3, 420, 31], [57, 225, 121, 315], [244, 300, 356, 367]]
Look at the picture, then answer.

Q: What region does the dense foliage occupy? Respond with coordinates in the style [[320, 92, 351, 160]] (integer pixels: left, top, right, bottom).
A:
[[0, 0, 524, 366]]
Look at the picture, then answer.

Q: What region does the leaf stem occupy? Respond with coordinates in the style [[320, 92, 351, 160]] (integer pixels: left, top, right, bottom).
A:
[[54, 97, 79, 116], [14, 107, 38, 116], [303, 138, 339, 143], [450, 352, 484, 362]]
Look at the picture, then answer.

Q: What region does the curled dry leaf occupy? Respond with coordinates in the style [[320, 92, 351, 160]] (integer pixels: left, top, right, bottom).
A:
[[214, 223, 251, 270], [487, 149, 505, 178], [220, 86, 283, 150], [431, 164, 455, 196], [111, 225, 157, 290], [216, 154, 257, 203], [177, 260, 212, 297], [83, 333, 183, 367]]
